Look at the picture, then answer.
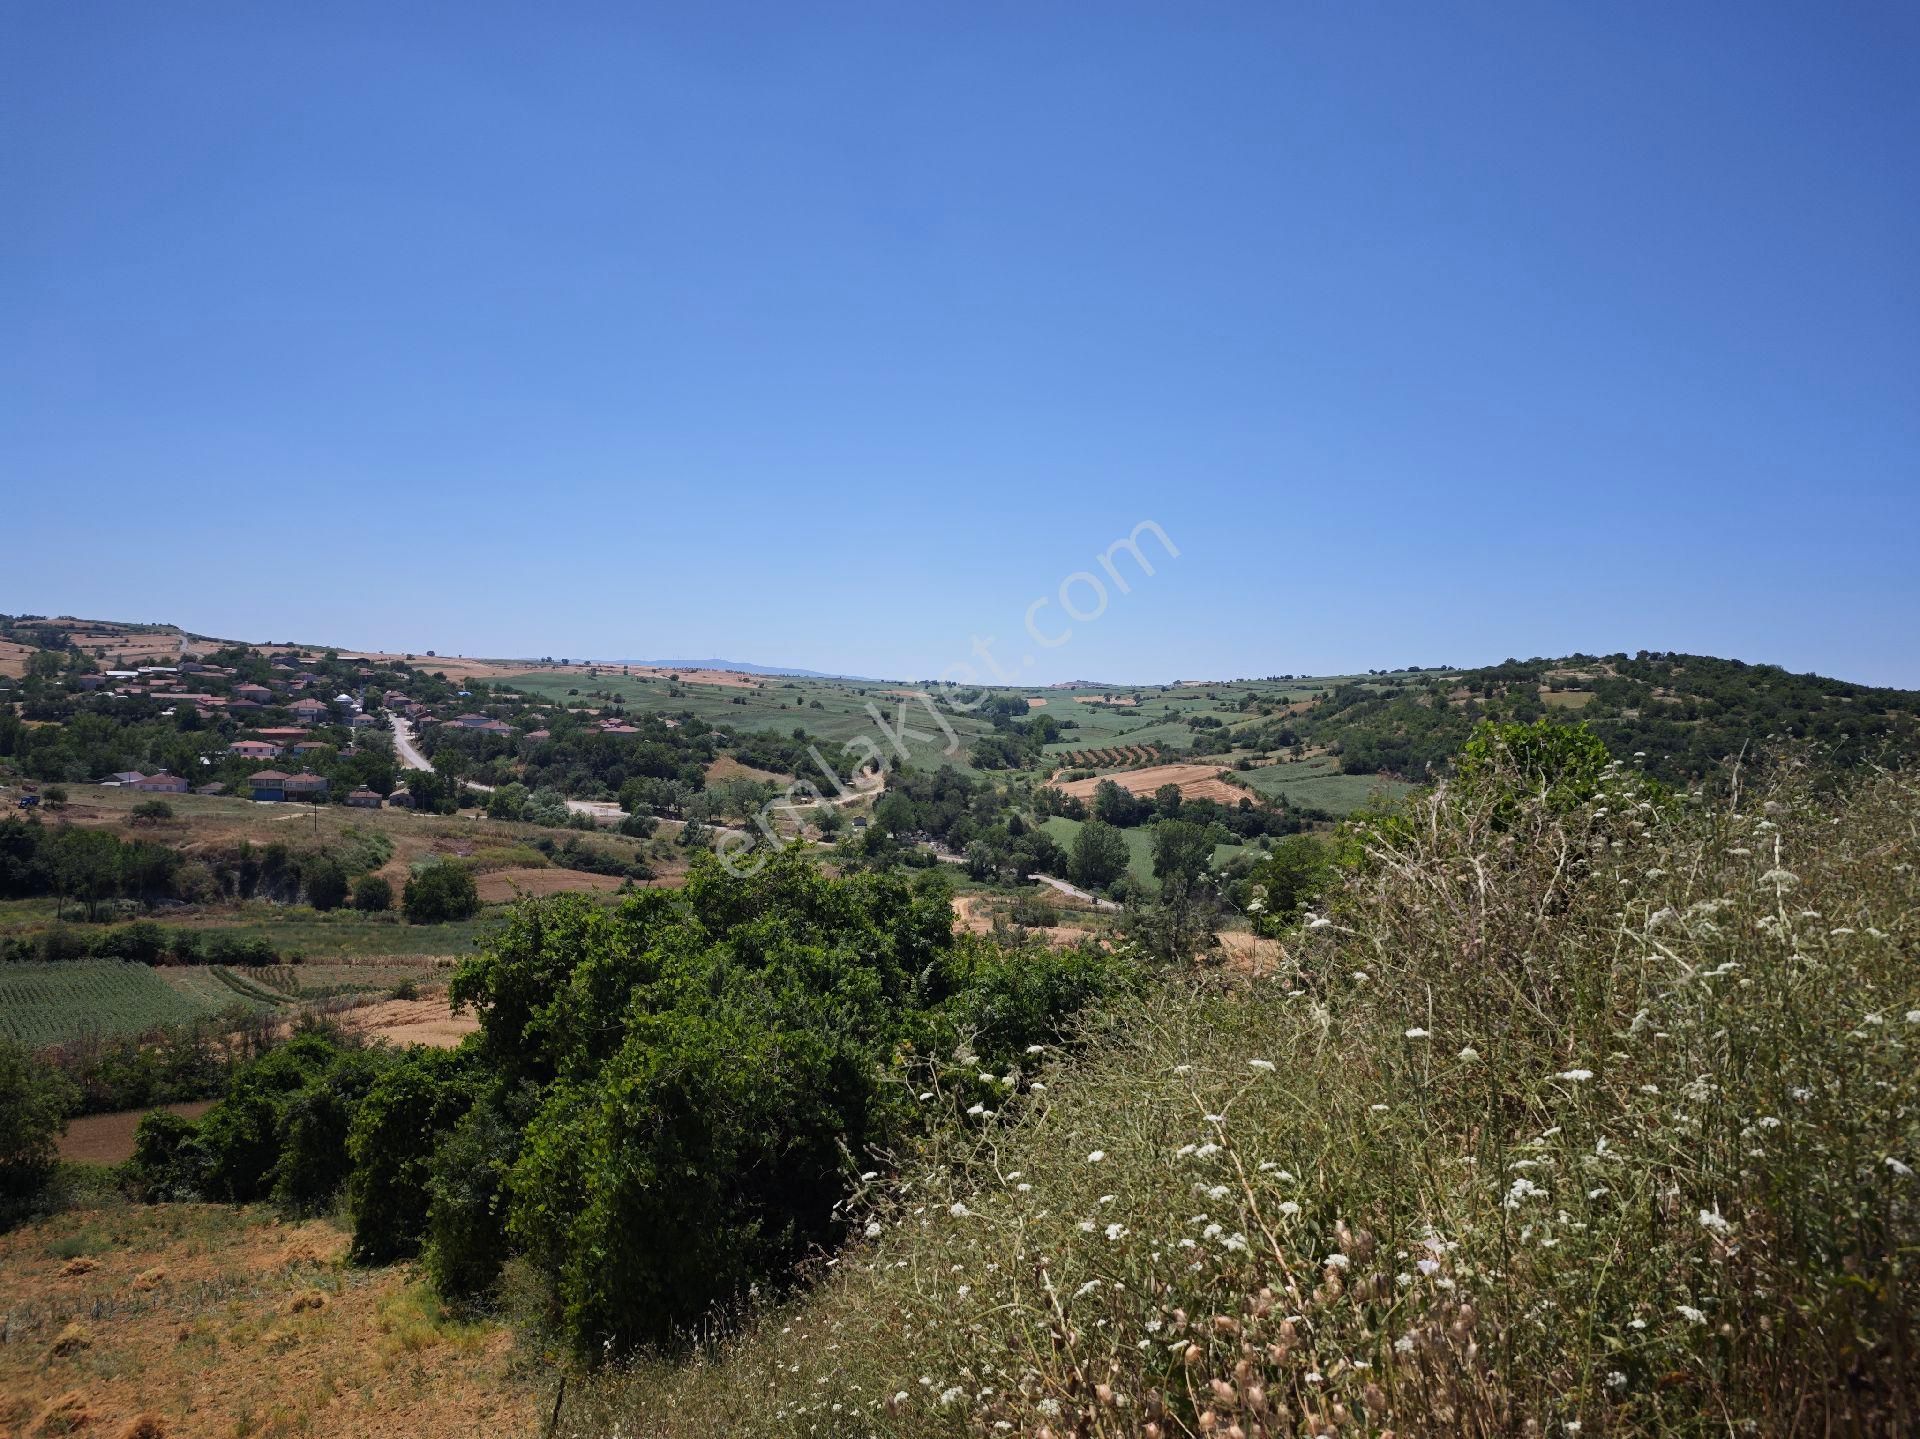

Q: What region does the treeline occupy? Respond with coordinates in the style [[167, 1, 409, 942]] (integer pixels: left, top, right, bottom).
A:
[[109, 854, 1137, 1356], [1035, 777, 1318, 839], [1254, 652, 1920, 785], [0, 815, 396, 918]]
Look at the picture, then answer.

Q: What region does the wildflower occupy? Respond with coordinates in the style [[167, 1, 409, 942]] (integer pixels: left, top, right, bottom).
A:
[[1223, 1233, 1248, 1252], [864, 1221, 883, 1239], [1416, 1258, 1439, 1276], [1307, 916, 1332, 929], [1078, 1220, 1097, 1233], [1016, 1183, 1031, 1193], [1073, 1279, 1102, 1299], [1203, 1223, 1224, 1240], [1555, 1069, 1595, 1082], [1458, 1046, 1481, 1062], [1506, 1177, 1548, 1209], [1105, 1223, 1128, 1241], [1025, 1044, 1045, 1055], [860, 1170, 878, 1181], [917, 1091, 933, 1101], [1394, 1335, 1415, 1354], [1248, 1058, 1276, 1072], [966, 1103, 985, 1117], [1676, 1305, 1707, 1325], [1029, 1082, 1047, 1094], [1698, 1208, 1731, 1233], [937, 1385, 967, 1408], [1888, 1157, 1915, 1178], [1098, 1193, 1115, 1205], [1351, 969, 1370, 982], [949, 1202, 970, 1218], [1195, 1142, 1221, 1159], [1606, 1372, 1627, 1389], [1279, 1201, 1301, 1216], [1086, 1150, 1106, 1164], [1324, 1252, 1350, 1269], [1370, 1103, 1389, 1112], [1405, 1027, 1430, 1039], [1758, 868, 1799, 888], [1173, 1064, 1193, 1075]]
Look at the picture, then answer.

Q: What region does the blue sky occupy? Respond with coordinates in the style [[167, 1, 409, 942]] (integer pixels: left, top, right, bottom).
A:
[[6, 4, 1916, 685]]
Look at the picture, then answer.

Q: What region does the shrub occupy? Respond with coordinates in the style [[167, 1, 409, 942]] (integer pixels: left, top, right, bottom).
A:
[[0, 1041, 78, 1200], [127, 799, 174, 825], [425, 1099, 522, 1301], [347, 1048, 481, 1263], [124, 1110, 207, 1202], [303, 855, 349, 911], [404, 862, 480, 924], [352, 873, 393, 912]]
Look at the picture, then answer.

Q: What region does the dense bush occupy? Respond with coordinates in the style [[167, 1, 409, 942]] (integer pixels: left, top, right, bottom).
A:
[[404, 861, 480, 923], [346, 1047, 483, 1262], [0, 1039, 78, 1201], [352, 873, 393, 911]]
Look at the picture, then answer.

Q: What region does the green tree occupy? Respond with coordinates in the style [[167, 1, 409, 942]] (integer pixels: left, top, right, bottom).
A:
[[1150, 819, 1215, 886], [1069, 820, 1130, 890], [0, 1041, 78, 1201], [351, 873, 393, 912], [304, 855, 349, 911], [404, 862, 480, 923]]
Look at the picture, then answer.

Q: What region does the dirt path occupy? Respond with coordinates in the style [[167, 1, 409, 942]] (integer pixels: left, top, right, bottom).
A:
[[1027, 873, 1122, 911]]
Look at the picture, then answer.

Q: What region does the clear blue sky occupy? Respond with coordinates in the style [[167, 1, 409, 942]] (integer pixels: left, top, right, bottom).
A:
[[6, 4, 1916, 685]]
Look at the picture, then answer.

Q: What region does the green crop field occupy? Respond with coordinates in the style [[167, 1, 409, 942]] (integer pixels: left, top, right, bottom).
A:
[[0, 961, 234, 1047], [1235, 757, 1416, 816], [503, 672, 1005, 777]]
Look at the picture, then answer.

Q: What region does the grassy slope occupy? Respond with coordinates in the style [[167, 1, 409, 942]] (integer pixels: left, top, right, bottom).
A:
[[568, 759, 1920, 1437]]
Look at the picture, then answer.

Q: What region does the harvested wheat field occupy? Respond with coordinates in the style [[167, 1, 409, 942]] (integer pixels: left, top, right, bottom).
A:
[[471, 867, 628, 903], [1052, 761, 1243, 805], [335, 992, 479, 1049], [0, 1204, 541, 1439]]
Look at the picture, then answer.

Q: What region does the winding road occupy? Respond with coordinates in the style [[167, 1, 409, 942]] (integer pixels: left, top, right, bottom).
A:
[[386, 714, 624, 824]]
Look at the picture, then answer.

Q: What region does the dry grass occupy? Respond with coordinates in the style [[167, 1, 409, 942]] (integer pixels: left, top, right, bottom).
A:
[[0, 1204, 540, 1438], [561, 756, 1920, 1436], [1055, 763, 1244, 806]]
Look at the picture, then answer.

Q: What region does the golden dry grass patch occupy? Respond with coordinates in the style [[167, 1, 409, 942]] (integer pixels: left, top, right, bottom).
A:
[[0, 1205, 539, 1439]]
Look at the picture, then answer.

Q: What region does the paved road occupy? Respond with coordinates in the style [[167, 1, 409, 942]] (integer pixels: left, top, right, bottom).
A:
[[386, 714, 623, 824], [1027, 873, 1124, 911]]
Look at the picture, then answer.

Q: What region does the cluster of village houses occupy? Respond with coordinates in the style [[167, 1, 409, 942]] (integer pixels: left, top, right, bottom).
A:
[[84, 652, 657, 810]]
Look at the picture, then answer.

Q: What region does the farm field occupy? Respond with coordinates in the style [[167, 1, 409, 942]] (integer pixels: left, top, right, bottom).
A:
[[1039, 815, 1251, 892], [1235, 755, 1417, 816], [0, 961, 228, 1046], [1052, 761, 1247, 806], [504, 670, 1004, 776]]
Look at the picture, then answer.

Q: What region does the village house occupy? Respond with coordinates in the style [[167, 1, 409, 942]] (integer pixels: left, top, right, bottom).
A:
[[348, 712, 376, 729], [386, 788, 416, 808], [282, 773, 330, 800], [247, 770, 290, 801], [129, 772, 190, 793], [291, 740, 330, 756], [104, 771, 146, 786], [233, 683, 273, 704], [289, 698, 329, 723], [228, 740, 283, 761], [345, 786, 383, 809]]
